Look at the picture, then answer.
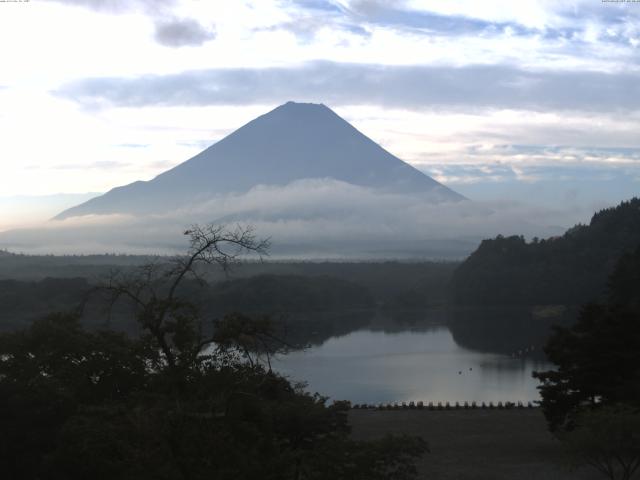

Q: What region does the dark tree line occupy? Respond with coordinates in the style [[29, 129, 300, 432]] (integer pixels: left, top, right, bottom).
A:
[[208, 274, 374, 314], [0, 277, 89, 331], [451, 198, 640, 306]]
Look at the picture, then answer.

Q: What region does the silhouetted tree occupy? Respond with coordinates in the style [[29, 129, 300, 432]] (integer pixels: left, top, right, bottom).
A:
[[534, 245, 640, 479], [559, 406, 640, 480], [534, 245, 640, 432], [0, 224, 427, 480], [95, 223, 270, 371]]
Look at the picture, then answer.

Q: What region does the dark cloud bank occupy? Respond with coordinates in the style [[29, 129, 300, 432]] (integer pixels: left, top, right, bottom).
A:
[[154, 18, 216, 47], [56, 61, 640, 112]]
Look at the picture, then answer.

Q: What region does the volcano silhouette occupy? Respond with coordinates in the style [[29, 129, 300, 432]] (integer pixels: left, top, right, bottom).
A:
[[55, 102, 465, 220]]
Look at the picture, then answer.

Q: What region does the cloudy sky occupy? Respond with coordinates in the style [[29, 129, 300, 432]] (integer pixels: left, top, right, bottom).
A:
[[1, 0, 640, 231]]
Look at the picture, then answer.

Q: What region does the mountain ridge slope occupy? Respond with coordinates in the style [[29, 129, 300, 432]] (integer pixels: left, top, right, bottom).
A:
[[55, 101, 465, 220]]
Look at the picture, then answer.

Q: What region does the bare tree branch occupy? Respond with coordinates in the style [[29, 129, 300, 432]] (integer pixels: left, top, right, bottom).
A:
[[85, 223, 269, 370]]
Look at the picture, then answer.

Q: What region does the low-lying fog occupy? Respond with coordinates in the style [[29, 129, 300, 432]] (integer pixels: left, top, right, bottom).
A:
[[0, 179, 590, 258]]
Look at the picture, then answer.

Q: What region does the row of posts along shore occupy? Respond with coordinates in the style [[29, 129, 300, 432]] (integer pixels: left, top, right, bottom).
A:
[[351, 400, 537, 410]]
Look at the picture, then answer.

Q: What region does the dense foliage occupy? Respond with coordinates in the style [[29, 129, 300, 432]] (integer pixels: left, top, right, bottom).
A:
[[451, 198, 640, 306], [0, 313, 427, 480], [208, 274, 374, 313], [534, 245, 640, 432], [0, 278, 89, 331], [558, 406, 640, 480], [0, 226, 427, 479]]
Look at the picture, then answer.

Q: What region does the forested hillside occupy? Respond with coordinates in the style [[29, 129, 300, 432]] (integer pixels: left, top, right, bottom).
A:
[[451, 198, 640, 306], [207, 274, 373, 313], [0, 278, 89, 331]]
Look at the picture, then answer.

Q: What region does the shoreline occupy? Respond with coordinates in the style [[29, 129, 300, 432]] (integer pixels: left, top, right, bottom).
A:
[[351, 400, 538, 410]]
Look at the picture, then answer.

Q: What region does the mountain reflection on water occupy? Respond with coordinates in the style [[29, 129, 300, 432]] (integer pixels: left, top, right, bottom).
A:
[[272, 308, 566, 404]]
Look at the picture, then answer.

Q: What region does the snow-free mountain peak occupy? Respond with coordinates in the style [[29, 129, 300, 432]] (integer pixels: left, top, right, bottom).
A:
[[55, 101, 465, 220]]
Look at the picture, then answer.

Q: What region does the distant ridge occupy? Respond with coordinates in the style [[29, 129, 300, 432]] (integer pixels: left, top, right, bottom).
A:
[[450, 197, 640, 307], [55, 102, 465, 220]]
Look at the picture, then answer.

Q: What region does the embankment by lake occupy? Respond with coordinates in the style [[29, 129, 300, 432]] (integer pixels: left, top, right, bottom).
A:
[[350, 409, 599, 480]]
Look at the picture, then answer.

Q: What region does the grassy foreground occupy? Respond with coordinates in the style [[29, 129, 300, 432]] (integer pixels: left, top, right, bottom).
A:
[[349, 409, 600, 480]]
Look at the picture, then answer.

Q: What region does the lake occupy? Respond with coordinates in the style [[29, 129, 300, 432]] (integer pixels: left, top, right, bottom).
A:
[[273, 322, 552, 405]]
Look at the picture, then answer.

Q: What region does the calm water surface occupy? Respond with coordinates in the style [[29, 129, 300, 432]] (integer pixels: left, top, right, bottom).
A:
[[273, 324, 551, 404]]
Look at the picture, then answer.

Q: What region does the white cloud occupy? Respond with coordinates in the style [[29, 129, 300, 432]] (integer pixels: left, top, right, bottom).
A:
[[0, 178, 583, 257]]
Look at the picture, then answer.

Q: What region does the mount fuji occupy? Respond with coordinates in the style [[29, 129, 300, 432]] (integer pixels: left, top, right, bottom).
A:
[[55, 102, 465, 220]]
